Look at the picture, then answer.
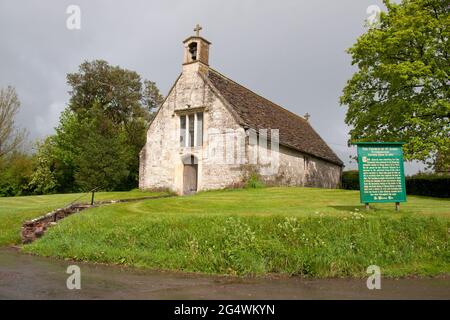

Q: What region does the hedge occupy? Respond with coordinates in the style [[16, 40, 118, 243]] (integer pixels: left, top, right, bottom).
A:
[[406, 175, 450, 198], [342, 170, 360, 190], [341, 171, 450, 198]]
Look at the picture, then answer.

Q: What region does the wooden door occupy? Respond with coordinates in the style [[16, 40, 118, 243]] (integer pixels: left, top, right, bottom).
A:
[[183, 164, 198, 194]]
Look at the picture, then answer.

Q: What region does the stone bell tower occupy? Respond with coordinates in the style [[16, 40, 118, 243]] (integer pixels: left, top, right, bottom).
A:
[[182, 24, 211, 74]]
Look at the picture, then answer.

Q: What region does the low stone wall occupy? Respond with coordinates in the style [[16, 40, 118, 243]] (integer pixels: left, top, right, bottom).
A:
[[21, 204, 92, 244], [21, 194, 174, 244]]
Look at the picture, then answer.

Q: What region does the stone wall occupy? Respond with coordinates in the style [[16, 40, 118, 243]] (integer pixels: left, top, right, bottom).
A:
[[21, 195, 173, 244], [139, 65, 244, 194], [140, 63, 342, 194], [247, 143, 342, 188], [21, 204, 92, 244]]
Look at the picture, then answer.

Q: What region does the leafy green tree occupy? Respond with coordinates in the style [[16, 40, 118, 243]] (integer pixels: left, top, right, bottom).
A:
[[0, 152, 33, 196], [340, 0, 449, 168], [28, 60, 163, 194], [142, 79, 164, 117], [28, 111, 80, 194], [48, 109, 80, 192], [30, 105, 135, 193], [73, 105, 131, 190], [28, 138, 58, 194], [66, 60, 163, 189], [67, 60, 163, 124], [1, 61, 162, 195], [434, 151, 450, 173]]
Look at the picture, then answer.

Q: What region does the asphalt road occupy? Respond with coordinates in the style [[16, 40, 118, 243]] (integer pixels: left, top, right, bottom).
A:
[[0, 248, 449, 299]]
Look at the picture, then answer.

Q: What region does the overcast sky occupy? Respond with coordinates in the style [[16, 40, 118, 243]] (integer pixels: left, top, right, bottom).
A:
[[0, 0, 426, 174]]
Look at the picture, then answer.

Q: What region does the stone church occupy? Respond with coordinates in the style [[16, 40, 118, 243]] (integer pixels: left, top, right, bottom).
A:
[[139, 26, 343, 195]]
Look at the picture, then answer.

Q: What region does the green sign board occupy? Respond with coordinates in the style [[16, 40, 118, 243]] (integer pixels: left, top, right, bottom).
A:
[[355, 142, 407, 204]]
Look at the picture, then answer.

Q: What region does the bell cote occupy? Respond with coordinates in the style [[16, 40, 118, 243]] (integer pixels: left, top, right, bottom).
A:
[[183, 24, 211, 68]]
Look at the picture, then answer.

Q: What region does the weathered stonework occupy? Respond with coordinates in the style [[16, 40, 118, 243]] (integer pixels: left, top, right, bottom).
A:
[[139, 31, 343, 195], [139, 62, 244, 194], [246, 144, 342, 188]]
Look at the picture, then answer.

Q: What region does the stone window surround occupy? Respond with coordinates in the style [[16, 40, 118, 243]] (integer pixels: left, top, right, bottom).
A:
[[175, 107, 207, 148]]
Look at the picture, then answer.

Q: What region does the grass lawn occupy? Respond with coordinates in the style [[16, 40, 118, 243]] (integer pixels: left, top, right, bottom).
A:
[[0, 189, 169, 246], [20, 187, 450, 278]]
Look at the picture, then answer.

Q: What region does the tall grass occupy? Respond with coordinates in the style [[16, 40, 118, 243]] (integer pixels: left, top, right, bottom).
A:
[[24, 209, 450, 277]]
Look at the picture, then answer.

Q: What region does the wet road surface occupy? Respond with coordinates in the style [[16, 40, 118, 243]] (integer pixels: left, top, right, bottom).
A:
[[0, 248, 449, 299]]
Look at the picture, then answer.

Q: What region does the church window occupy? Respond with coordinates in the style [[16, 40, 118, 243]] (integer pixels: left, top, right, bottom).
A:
[[180, 112, 204, 148], [196, 112, 203, 146], [189, 114, 195, 146], [180, 116, 186, 147]]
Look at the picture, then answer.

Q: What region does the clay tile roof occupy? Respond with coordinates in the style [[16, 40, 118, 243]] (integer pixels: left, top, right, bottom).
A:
[[206, 69, 343, 166]]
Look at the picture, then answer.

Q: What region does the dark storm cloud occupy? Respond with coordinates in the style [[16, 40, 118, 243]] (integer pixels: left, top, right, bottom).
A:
[[0, 0, 424, 173]]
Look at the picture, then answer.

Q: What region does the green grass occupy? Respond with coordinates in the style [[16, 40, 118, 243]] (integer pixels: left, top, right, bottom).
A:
[[0, 189, 169, 246], [21, 187, 450, 277]]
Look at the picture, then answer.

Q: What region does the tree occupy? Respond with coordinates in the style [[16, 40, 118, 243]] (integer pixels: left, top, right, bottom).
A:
[[0, 151, 33, 196], [28, 60, 163, 194], [67, 60, 163, 124], [73, 105, 131, 191], [65, 60, 163, 189], [142, 79, 164, 117], [30, 105, 135, 193], [340, 0, 449, 168], [28, 111, 81, 194], [28, 137, 58, 194], [0, 86, 26, 158], [51, 109, 80, 192], [434, 151, 450, 174]]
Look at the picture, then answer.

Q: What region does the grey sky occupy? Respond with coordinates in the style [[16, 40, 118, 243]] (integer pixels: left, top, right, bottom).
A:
[[0, 0, 425, 174]]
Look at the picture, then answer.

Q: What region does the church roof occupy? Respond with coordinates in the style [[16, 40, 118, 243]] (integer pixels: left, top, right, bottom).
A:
[[205, 69, 344, 166]]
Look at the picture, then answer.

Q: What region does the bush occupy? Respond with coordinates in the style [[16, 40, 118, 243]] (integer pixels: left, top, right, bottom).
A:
[[342, 170, 450, 198], [245, 172, 265, 189], [240, 165, 265, 189], [406, 174, 450, 198], [342, 170, 359, 190]]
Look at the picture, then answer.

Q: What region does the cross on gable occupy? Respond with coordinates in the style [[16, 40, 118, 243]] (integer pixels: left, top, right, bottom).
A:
[[194, 24, 202, 36]]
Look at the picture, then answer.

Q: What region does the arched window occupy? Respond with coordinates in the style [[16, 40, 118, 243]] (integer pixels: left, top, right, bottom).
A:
[[188, 42, 198, 61]]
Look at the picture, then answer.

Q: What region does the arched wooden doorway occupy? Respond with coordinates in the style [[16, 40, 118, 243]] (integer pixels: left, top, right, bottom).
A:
[[182, 155, 198, 194]]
